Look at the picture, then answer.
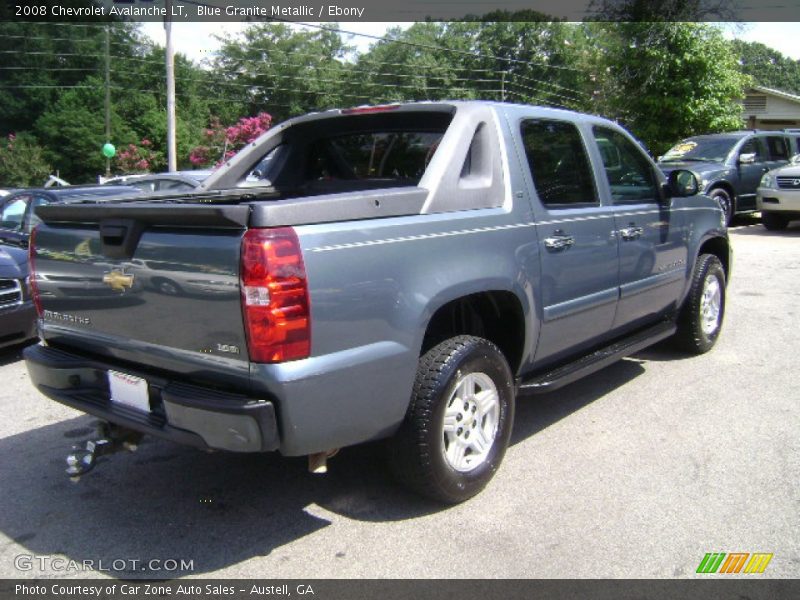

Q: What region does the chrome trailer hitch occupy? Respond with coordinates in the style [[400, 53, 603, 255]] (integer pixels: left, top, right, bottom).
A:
[[66, 421, 143, 478]]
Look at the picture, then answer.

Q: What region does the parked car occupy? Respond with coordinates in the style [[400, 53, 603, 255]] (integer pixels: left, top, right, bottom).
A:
[[103, 171, 212, 193], [25, 102, 730, 502], [0, 244, 36, 349], [0, 185, 140, 249], [657, 131, 793, 225], [757, 154, 800, 230]]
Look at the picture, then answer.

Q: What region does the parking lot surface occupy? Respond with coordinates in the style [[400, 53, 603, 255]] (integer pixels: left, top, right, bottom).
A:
[[0, 219, 797, 579]]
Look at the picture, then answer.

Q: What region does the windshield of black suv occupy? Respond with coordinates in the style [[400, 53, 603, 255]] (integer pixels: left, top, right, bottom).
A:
[[660, 138, 739, 163]]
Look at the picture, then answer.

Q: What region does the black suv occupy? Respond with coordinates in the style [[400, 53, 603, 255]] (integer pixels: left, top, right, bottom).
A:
[[658, 131, 793, 225]]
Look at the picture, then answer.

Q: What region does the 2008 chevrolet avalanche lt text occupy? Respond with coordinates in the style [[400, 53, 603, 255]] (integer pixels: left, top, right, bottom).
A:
[[24, 102, 731, 503]]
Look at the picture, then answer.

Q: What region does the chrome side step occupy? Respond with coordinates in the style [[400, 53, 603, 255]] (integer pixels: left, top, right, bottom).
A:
[[518, 321, 677, 395]]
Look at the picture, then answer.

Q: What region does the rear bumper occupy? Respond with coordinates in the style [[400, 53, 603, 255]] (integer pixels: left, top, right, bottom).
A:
[[0, 301, 37, 348], [24, 343, 279, 453]]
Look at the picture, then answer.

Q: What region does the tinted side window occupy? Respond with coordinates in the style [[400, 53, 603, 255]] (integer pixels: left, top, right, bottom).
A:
[[740, 137, 765, 160], [592, 127, 658, 203], [790, 135, 800, 155], [0, 196, 28, 231], [765, 136, 789, 160], [520, 119, 597, 207]]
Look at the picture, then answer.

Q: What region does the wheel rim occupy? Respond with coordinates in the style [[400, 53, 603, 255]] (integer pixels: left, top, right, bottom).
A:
[[700, 274, 722, 335], [442, 372, 500, 473]]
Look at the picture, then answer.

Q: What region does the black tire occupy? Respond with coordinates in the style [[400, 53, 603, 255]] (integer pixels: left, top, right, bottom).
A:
[[709, 188, 734, 226], [762, 212, 789, 231], [673, 254, 726, 354], [388, 335, 515, 503]]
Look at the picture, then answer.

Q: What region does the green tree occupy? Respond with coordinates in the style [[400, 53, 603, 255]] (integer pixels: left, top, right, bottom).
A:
[[0, 18, 237, 179], [347, 16, 590, 110], [732, 39, 800, 95], [587, 22, 748, 155], [212, 23, 352, 122], [0, 133, 51, 187], [0, 20, 141, 137], [34, 78, 138, 182]]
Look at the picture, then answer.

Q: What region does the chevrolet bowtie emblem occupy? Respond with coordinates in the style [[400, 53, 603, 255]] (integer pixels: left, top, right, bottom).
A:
[[103, 270, 134, 291]]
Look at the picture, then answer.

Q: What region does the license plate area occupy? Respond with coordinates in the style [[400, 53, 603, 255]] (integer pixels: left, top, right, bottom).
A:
[[108, 370, 151, 413]]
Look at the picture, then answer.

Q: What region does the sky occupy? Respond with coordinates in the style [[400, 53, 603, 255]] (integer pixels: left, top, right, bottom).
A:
[[140, 21, 800, 64]]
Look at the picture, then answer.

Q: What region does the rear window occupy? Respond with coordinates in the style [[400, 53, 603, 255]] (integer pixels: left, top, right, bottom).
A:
[[306, 131, 442, 183]]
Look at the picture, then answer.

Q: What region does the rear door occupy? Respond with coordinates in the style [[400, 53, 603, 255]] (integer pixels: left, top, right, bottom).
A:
[[590, 125, 688, 331], [517, 117, 619, 364], [736, 136, 769, 211]]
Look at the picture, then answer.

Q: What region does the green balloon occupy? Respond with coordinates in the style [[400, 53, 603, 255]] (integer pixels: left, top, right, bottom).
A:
[[102, 143, 116, 158]]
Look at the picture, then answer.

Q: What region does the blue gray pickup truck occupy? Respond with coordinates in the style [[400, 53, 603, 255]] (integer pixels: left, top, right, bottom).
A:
[[24, 102, 731, 502]]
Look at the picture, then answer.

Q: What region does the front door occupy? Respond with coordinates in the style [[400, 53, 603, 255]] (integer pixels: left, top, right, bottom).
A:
[[517, 117, 619, 364], [590, 126, 688, 331]]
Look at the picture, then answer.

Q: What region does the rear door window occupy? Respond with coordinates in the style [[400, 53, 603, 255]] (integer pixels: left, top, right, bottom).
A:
[[765, 136, 789, 161], [520, 119, 598, 207]]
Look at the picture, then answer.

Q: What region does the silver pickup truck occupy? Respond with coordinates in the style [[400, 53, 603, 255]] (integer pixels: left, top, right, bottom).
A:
[[24, 102, 731, 502]]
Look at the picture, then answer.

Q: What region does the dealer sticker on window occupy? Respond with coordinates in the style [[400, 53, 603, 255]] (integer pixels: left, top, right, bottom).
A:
[[108, 370, 150, 413]]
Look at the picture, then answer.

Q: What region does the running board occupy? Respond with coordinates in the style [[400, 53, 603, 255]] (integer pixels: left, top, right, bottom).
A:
[[518, 321, 677, 394]]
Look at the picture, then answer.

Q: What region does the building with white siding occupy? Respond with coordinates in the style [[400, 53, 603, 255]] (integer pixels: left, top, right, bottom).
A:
[[740, 85, 800, 130]]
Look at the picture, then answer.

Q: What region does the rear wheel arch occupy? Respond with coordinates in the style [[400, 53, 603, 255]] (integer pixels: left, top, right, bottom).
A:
[[421, 290, 527, 375]]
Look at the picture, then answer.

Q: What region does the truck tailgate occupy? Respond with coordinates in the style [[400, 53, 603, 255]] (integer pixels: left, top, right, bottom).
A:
[[32, 202, 250, 377]]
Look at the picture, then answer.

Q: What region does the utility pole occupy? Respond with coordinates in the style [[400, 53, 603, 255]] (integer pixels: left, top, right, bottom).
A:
[[104, 25, 111, 177], [501, 71, 506, 102], [164, 0, 177, 172]]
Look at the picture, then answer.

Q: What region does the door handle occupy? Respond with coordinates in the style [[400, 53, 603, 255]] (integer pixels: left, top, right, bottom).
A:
[[544, 232, 575, 250], [619, 225, 644, 241]]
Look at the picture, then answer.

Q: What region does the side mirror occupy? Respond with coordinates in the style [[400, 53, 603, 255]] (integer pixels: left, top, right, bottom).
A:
[[665, 169, 699, 198], [739, 152, 756, 164]]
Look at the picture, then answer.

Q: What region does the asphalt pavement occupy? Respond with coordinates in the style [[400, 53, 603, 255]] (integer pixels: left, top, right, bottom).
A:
[[0, 217, 797, 579]]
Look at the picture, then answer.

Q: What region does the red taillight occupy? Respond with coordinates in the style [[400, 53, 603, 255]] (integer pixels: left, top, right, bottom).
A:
[[240, 227, 310, 363], [28, 225, 43, 317]]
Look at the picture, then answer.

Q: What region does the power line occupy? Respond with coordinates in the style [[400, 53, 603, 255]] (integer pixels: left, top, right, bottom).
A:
[[211, 34, 591, 97], [0, 48, 514, 97], [0, 66, 100, 72], [2, 29, 590, 99], [284, 19, 590, 75]]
